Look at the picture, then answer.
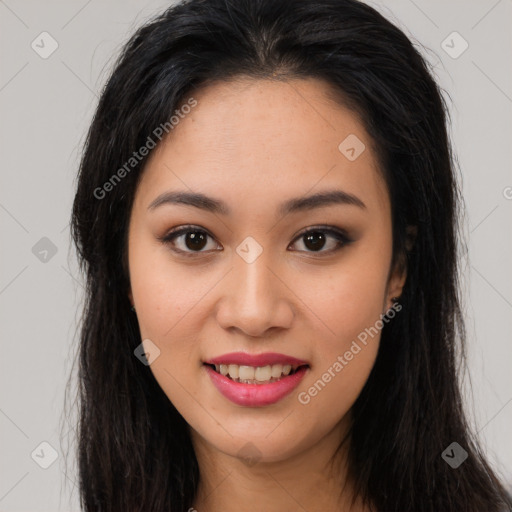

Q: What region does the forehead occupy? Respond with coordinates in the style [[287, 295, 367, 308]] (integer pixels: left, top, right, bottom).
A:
[[134, 77, 389, 217]]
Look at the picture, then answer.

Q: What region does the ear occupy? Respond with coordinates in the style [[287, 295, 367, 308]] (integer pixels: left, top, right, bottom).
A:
[[128, 288, 134, 307], [385, 225, 417, 310], [386, 260, 406, 311]]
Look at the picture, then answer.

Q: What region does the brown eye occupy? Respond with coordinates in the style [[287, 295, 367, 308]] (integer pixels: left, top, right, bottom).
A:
[[159, 224, 351, 258], [303, 231, 327, 251], [289, 227, 351, 254], [159, 226, 221, 255], [183, 231, 208, 251]]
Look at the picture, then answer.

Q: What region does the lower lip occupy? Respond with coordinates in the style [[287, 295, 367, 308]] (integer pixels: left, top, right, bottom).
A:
[[204, 365, 308, 407]]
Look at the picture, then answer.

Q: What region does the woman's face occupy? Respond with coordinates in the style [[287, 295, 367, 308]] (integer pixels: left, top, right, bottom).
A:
[[127, 77, 405, 463]]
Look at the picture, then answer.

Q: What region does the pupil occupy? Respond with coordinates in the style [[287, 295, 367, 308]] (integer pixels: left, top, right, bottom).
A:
[[186, 232, 207, 251], [304, 232, 325, 251]]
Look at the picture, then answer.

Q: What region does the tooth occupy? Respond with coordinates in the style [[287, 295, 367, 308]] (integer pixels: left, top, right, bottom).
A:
[[215, 364, 220, 373], [271, 364, 283, 378], [255, 365, 272, 382], [282, 364, 292, 376], [220, 364, 229, 376], [228, 364, 239, 379], [238, 365, 255, 381]]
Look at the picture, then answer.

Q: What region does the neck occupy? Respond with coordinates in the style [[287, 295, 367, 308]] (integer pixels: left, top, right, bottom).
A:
[[190, 416, 370, 512]]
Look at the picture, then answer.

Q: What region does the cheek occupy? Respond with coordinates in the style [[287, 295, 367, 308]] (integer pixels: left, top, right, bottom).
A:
[[129, 245, 208, 415], [292, 245, 391, 413], [129, 234, 208, 339], [297, 246, 391, 352], [128, 225, 243, 386], [128, 235, 208, 393]]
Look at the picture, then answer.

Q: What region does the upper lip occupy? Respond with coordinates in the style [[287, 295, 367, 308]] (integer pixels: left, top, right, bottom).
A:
[[203, 352, 309, 367]]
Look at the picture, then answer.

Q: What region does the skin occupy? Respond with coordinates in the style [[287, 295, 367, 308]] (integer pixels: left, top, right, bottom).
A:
[[127, 77, 407, 511]]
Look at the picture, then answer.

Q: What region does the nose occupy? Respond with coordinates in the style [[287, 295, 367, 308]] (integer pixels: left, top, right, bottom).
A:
[[215, 249, 294, 338]]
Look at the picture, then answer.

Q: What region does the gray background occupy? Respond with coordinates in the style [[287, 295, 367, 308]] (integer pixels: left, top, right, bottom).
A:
[[1, 0, 511, 510]]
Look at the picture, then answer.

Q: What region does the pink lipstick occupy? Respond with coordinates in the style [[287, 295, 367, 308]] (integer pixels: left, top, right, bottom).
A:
[[203, 352, 309, 407]]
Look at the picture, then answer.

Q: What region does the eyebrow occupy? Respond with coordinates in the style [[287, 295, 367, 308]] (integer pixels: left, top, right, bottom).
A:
[[147, 189, 366, 216]]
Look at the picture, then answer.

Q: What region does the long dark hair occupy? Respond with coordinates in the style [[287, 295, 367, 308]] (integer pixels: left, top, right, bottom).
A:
[[67, 0, 512, 510]]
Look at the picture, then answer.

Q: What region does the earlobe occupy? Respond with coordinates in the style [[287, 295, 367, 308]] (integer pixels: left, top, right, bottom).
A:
[[386, 267, 406, 311], [386, 225, 416, 310], [128, 290, 136, 313]]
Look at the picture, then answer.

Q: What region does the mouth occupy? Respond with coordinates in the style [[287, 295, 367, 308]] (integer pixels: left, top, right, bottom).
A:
[[203, 362, 309, 385], [202, 352, 310, 407]]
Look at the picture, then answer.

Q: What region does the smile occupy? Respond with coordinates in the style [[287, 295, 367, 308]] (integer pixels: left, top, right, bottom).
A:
[[203, 352, 310, 406], [205, 363, 306, 384]]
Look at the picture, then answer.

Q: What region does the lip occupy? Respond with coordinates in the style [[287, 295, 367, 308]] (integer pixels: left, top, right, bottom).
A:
[[204, 351, 309, 367], [203, 352, 310, 407], [204, 365, 308, 407]]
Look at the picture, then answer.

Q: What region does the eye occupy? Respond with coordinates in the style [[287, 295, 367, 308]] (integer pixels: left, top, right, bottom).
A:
[[288, 226, 351, 254], [158, 224, 352, 258], [158, 225, 221, 256]]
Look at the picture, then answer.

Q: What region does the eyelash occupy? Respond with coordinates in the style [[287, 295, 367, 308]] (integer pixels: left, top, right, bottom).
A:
[[157, 224, 352, 258]]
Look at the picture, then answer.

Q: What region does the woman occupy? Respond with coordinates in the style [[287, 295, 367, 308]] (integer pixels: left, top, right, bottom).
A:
[[69, 0, 512, 510]]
